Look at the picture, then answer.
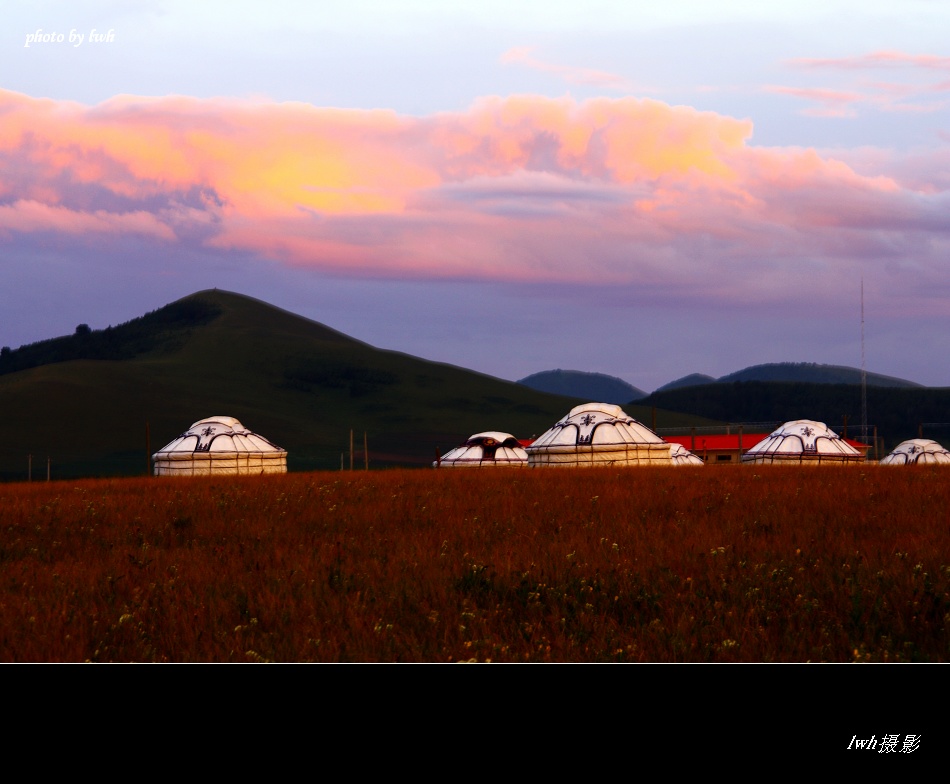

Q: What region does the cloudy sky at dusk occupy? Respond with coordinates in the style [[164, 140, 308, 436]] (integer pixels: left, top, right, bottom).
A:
[[4, 1, 950, 391]]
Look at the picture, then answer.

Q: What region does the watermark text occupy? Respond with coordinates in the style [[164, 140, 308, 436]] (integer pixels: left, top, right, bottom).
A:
[[847, 735, 920, 753], [24, 28, 115, 48]]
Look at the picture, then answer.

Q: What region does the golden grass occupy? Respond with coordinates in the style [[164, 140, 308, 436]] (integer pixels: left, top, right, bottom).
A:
[[1, 466, 947, 662]]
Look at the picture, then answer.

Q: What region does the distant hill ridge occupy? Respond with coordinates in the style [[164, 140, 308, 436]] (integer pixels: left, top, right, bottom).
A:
[[659, 362, 920, 391], [655, 373, 717, 393], [517, 369, 646, 404], [518, 362, 919, 403]]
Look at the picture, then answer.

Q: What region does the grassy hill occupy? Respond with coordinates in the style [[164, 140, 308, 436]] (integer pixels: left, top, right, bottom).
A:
[[0, 290, 716, 479], [517, 369, 646, 403]]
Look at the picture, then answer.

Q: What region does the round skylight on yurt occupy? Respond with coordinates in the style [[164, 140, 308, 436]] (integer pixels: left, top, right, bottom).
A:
[[152, 416, 288, 476], [434, 432, 528, 468], [741, 419, 863, 465], [880, 439, 950, 465], [526, 403, 672, 467]]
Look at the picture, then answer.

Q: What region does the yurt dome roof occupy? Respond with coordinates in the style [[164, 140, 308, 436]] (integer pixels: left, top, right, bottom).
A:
[[528, 403, 666, 449], [880, 439, 950, 465], [742, 419, 862, 462], [153, 416, 287, 457], [152, 416, 287, 476], [434, 431, 528, 467], [669, 443, 704, 465], [526, 403, 672, 466]]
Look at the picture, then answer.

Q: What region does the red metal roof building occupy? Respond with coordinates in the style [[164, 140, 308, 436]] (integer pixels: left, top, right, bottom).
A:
[[663, 433, 870, 464]]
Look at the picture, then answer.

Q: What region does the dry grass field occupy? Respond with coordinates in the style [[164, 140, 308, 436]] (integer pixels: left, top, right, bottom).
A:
[[1, 466, 947, 662]]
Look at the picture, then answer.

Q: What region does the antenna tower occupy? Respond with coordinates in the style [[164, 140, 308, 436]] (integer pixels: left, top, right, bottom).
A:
[[861, 278, 868, 445]]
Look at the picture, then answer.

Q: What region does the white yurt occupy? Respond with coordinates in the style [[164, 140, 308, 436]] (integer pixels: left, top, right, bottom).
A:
[[880, 439, 950, 465], [526, 403, 672, 467], [741, 419, 863, 465], [669, 443, 704, 466], [152, 416, 288, 476], [434, 432, 528, 468]]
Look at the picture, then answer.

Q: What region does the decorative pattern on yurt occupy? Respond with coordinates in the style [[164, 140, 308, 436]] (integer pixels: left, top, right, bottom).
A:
[[880, 439, 950, 465], [434, 432, 529, 467], [741, 419, 863, 465], [526, 403, 672, 467], [153, 416, 288, 476]]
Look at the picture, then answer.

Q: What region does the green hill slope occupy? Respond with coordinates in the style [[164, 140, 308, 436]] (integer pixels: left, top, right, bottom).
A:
[[0, 290, 713, 479]]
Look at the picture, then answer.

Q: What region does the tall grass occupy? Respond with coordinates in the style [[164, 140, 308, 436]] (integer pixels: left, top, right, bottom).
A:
[[1, 467, 947, 662]]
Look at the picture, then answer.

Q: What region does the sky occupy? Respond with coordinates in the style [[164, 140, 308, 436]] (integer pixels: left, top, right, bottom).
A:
[[3, 1, 950, 392]]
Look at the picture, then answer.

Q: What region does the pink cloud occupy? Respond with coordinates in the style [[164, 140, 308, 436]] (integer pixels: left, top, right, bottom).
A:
[[788, 51, 950, 72], [0, 199, 175, 239], [765, 85, 863, 117], [500, 47, 636, 92], [769, 81, 950, 117], [0, 88, 947, 301], [778, 50, 950, 116], [877, 99, 949, 114]]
